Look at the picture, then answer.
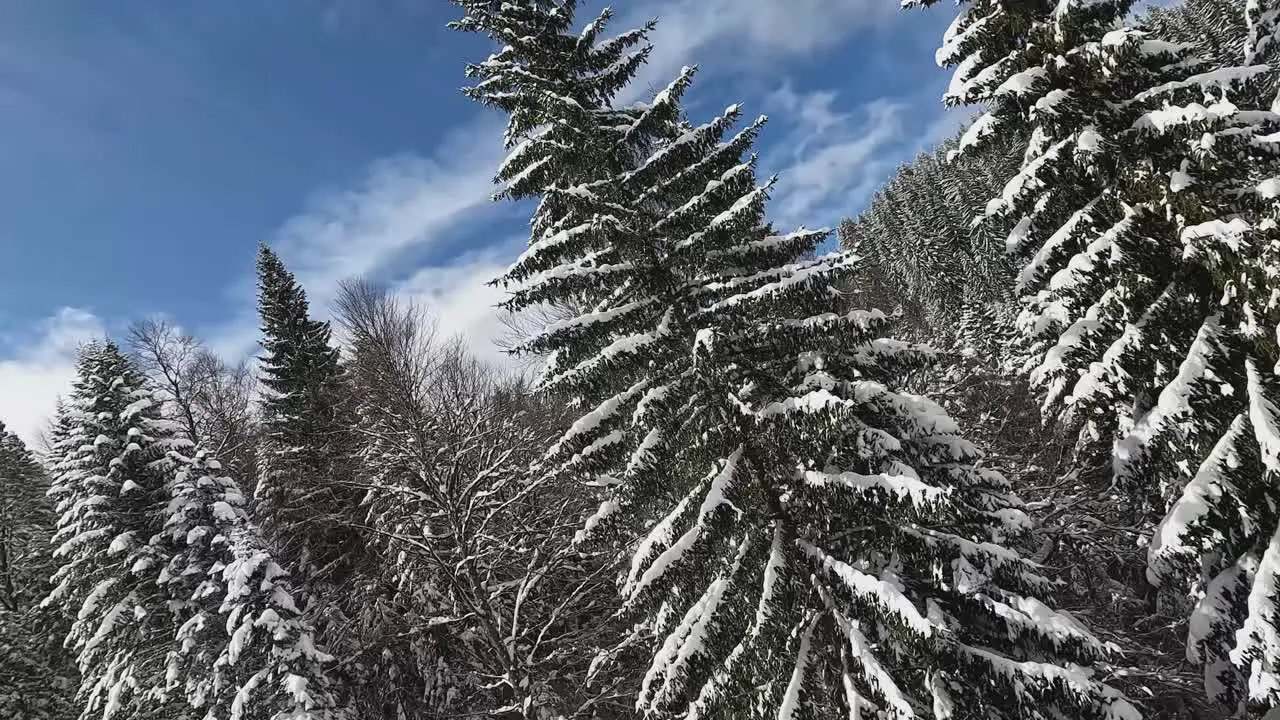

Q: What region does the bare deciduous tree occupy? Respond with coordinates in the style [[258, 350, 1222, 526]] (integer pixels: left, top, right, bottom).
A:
[[126, 318, 258, 493], [333, 279, 635, 720]]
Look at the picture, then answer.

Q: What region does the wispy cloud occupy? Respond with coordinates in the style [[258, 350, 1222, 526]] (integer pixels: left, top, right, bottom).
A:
[[209, 114, 509, 360], [274, 116, 505, 304], [763, 84, 906, 230], [395, 238, 524, 369], [0, 111, 515, 439], [602, 0, 956, 232], [621, 0, 898, 96], [0, 308, 105, 445]]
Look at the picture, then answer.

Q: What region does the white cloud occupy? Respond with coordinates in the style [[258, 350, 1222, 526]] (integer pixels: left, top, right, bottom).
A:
[[621, 0, 897, 98], [274, 117, 506, 307], [208, 113, 510, 361], [0, 308, 106, 446], [763, 84, 906, 229], [394, 238, 523, 370]]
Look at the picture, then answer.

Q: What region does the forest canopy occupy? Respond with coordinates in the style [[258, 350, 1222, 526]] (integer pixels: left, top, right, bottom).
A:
[[3, 1, 1280, 719]]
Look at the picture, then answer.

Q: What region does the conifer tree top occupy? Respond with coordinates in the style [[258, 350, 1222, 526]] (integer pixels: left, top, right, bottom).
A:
[[45, 339, 192, 720], [255, 244, 342, 413], [256, 244, 334, 356]]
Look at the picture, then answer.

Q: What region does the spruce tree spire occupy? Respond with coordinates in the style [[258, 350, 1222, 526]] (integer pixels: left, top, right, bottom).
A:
[[256, 243, 342, 429], [456, 3, 1138, 717], [254, 244, 359, 585]]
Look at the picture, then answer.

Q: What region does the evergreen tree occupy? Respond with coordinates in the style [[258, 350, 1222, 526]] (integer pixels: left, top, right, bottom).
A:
[[910, 0, 1280, 709], [161, 450, 344, 720], [838, 130, 1025, 361], [0, 420, 77, 719], [254, 244, 363, 587], [1144, 0, 1260, 72], [456, 2, 1137, 717], [43, 342, 190, 720]]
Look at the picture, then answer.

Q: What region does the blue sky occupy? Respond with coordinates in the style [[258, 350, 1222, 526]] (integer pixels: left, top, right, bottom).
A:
[[0, 0, 962, 442]]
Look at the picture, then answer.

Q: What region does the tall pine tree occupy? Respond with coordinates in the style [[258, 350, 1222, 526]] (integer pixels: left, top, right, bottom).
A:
[[455, 2, 1138, 717], [0, 420, 77, 719], [910, 0, 1280, 710], [44, 342, 190, 720], [254, 244, 363, 588]]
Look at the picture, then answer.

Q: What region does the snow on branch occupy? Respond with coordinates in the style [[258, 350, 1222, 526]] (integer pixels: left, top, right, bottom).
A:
[[800, 540, 933, 638], [626, 448, 743, 600], [1148, 414, 1248, 585]]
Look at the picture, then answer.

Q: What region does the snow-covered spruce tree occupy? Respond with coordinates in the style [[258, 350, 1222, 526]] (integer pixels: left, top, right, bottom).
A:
[[0, 421, 77, 719], [160, 449, 344, 720], [43, 341, 190, 720], [456, 2, 1137, 717], [910, 0, 1280, 710], [255, 244, 364, 587]]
